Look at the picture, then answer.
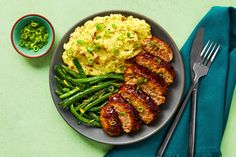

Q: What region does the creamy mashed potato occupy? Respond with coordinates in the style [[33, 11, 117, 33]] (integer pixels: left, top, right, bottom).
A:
[[62, 14, 151, 75]]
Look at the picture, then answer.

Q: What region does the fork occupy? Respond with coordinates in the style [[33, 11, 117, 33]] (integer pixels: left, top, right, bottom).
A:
[[156, 40, 220, 157]]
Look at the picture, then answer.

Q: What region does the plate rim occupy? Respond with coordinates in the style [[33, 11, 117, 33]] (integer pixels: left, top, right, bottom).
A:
[[49, 10, 185, 145]]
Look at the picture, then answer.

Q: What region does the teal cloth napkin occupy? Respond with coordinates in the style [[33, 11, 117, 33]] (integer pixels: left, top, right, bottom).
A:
[[105, 6, 236, 157]]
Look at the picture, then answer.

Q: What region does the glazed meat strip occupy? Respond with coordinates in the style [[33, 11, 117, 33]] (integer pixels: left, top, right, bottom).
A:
[[119, 84, 160, 124], [124, 64, 168, 105], [133, 52, 175, 85], [100, 105, 123, 136], [108, 94, 142, 133], [142, 37, 173, 62]]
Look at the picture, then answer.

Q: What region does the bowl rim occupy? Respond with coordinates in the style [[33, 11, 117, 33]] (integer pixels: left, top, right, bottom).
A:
[[10, 13, 55, 58]]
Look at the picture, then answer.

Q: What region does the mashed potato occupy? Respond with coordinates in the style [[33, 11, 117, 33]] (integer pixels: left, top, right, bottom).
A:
[[62, 14, 151, 75]]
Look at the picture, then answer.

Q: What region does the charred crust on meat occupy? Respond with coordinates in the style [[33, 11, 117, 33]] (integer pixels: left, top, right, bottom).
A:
[[134, 52, 176, 84], [100, 105, 123, 136], [119, 84, 160, 124], [108, 94, 142, 133], [141, 37, 173, 62]]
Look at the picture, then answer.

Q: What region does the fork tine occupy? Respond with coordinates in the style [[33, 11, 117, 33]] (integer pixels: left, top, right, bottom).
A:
[[204, 43, 217, 65], [210, 45, 220, 62], [202, 41, 213, 59], [207, 44, 220, 67], [207, 43, 217, 60], [200, 40, 210, 56]]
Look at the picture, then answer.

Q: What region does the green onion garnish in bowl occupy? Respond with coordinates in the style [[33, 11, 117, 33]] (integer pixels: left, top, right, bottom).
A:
[[11, 14, 55, 58]]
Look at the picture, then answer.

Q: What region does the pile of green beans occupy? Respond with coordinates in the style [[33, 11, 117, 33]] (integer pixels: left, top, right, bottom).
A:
[[54, 58, 124, 127], [19, 21, 49, 52]]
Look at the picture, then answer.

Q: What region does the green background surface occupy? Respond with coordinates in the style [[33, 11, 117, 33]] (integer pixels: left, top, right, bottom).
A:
[[1, 0, 236, 157]]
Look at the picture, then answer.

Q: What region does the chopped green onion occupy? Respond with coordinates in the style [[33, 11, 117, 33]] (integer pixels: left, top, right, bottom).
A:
[[86, 46, 94, 53], [112, 48, 119, 55], [29, 34, 35, 41], [136, 77, 148, 90], [137, 106, 144, 112], [103, 30, 111, 37], [77, 39, 85, 45], [108, 86, 115, 92], [159, 73, 164, 77], [119, 66, 125, 71], [24, 29, 30, 34], [94, 44, 101, 51], [30, 43, 35, 49], [66, 49, 72, 56], [21, 34, 28, 39], [95, 36, 101, 40], [18, 21, 48, 52], [127, 32, 131, 37], [119, 112, 126, 116], [44, 33, 49, 39], [18, 39, 25, 47], [31, 21, 39, 27], [111, 23, 117, 29], [38, 43, 43, 48], [24, 41, 31, 49], [96, 23, 104, 30], [156, 58, 161, 63], [117, 34, 124, 40], [33, 45, 39, 52], [109, 120, 116, 125]]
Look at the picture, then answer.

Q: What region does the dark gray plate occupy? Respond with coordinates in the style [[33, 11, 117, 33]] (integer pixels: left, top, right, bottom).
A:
[[49, 10, 184, 145]]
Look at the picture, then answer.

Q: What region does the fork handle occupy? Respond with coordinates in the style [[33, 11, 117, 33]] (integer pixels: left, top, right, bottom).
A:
[[189, 84, 198, 157], [156, 81, 198, 157]]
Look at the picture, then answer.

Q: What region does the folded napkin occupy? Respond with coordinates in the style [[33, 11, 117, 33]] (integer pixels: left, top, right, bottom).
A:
[[105, 6, 236, 157]]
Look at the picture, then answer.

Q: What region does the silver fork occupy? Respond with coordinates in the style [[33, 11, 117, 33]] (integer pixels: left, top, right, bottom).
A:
[[156, 41, 220, 157]]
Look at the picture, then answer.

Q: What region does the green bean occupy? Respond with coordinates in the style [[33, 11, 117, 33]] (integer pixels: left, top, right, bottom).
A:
[[54, 65, 67, 80], [88, 101, 108, 112], [75, 89, 105, 111], [83, 92, 112, 112], [70, 73, 124, 84], [55, 90, 63, 96], [88, 112, 100, 121], [59, 80, 116, 108], [54, 75, 67, 88], [55, 81, 63, 92], [67, 77, 85, 87], [61, 65, 81, 78], [54, 65, 74, 89], [111, 83, 120, 87], [64, 80, 74, 89], [62, 88, 70, 93], [82, 113, 94, 119], [70, 105, 101, 127], [73, 57, 86, 78], [59, 87, 80, 99]]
